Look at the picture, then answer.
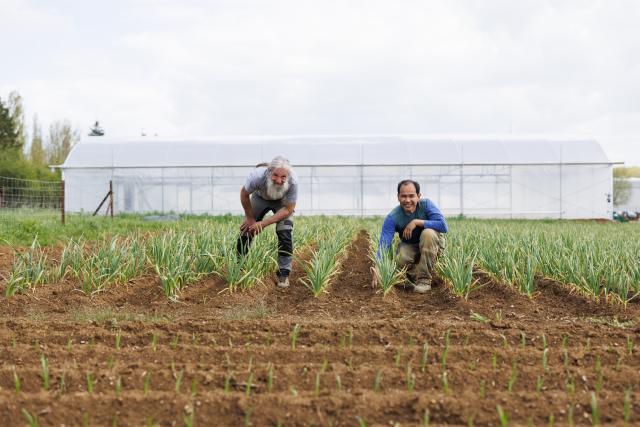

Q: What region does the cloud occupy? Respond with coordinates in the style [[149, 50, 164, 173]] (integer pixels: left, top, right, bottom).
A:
[[1, 0, 639, 163]]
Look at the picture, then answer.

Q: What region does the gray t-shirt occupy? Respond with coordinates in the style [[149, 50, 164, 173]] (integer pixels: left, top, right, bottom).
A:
[[244, 167, 298, 203]]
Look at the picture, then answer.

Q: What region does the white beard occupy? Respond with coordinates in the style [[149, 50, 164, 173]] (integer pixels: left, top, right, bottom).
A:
[[265, 178, 290, 200]]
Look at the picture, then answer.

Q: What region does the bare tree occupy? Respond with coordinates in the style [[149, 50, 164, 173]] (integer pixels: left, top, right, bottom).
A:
[[46, 120, 80, 165], [29, 115, 46, 165]]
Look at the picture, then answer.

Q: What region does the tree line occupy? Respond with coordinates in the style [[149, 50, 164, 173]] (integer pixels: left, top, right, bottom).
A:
[[0, 91, 80, 182]]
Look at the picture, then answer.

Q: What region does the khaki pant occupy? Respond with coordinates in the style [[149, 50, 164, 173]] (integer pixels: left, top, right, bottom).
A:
[[396, 229, 445, 281]]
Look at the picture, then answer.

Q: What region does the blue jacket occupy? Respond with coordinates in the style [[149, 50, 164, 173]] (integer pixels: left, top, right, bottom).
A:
[[378, 198, 448, 253]]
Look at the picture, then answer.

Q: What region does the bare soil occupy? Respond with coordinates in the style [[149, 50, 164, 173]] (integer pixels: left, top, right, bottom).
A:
[[1, 233, 639, 426]]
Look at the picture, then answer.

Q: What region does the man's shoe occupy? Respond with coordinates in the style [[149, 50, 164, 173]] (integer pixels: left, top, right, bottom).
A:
[[277, 276, 290, 289], [414, 279, 432, 293]]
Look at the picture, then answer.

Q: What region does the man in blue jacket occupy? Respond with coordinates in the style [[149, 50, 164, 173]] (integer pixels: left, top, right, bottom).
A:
[[378, 179, 448, 293]]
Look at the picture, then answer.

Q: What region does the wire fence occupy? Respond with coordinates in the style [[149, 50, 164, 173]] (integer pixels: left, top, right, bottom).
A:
[[0, 176, 63, 222]]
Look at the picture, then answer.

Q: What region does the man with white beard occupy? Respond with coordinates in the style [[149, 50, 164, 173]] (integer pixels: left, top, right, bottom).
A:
[[236, 156, 298, 288]]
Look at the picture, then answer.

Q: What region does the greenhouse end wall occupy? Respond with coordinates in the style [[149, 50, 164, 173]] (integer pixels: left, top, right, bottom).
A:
[[62, 163, 613, 219]]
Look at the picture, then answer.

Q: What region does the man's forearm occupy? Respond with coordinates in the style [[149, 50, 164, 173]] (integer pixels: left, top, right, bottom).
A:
[[240, 191, 254, 219], [262, 207, 292, 227]]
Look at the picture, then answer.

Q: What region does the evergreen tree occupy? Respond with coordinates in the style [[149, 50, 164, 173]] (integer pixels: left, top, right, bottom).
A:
[[29, 115, 46, 165], [46, 119, 80, 165], [0, 97, 20, 153], [8, 91, 26, 154]]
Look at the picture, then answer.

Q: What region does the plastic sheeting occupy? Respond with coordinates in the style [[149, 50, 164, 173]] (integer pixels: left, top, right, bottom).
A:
[[60, 137, 614, 219]]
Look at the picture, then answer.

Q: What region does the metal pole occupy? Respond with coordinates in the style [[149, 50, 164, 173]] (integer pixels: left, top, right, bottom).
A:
[[109, 180, 114, 219], [61, 180, 65, 225]]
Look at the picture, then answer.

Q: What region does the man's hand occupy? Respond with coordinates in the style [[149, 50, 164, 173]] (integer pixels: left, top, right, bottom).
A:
[[240, 218, 256, 234], [247, 221, 265, 235], [402, 219, 419, 240]]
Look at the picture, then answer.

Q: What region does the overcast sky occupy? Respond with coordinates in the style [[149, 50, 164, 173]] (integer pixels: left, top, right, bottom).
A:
[[2, 0, 639, 164]]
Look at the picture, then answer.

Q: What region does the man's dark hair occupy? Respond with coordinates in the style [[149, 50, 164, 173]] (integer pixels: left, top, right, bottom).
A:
[[397, 179, 420, 194]]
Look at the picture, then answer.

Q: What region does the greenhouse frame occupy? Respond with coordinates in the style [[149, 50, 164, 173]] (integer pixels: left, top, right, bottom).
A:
[[58, 137, 615, 219]]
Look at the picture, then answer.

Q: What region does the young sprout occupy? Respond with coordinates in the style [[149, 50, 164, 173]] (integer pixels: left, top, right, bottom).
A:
[[624, 387, 631, 425], [245, 373, 253, 397], [143, 372, 151, 395], [291, 324, 301, 350], [373, 370, 382, 393], [267, 364, 274, 392], [496, 405, 508, 427], [520, 331, 526, 349], [13, 367, 21, 394], [86, 372, 94, 394], [542, 348, 549, 372], [21, 409, 38, 427], [115, 330, 122, 350], [420, 343, 430, 373], [423, 409, 430, 427], [507, 361, 518, 393], [442, 329, 450, 368], [594, 356, 603, 393], [395, 347, 402, 368], [590, 392, 600, 426], [224, 371, 233, 394], [441, 370, 449, 395], [151, 334, 158, 352], [315, 371, 321, 397], [627, 335, 634, 355], [40, 354, 50, 391], [355, 416, 367, 427], [479, 380, 486, 399], [191, 378, 198, 397], [491, 353, 497, 371], [536, 375, 544, 394], [184, 410, 195, 427], [335, 375, 342, 391], [174, 369, 184, 393], [470, 312, 490, 324], [115, 376, 122, 398], [565, 375, 575, 395], [406, 364, 416, 392], [171, 334, 179, 350]]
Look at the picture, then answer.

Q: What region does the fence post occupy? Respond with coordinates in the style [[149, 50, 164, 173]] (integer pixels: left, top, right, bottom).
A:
[[109, 180, 114, 219], [61, 180, 65, 225]]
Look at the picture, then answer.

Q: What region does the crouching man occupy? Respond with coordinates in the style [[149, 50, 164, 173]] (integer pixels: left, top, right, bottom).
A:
[[236, 156, 297, 288], [378, 179, 448, 293]]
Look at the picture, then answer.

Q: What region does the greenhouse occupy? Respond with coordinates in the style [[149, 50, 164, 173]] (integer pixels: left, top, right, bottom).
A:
[[58, 137, 614, 219]]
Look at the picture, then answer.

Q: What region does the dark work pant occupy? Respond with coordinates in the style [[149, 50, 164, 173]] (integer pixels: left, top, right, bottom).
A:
[[236, 195, 294, 276]]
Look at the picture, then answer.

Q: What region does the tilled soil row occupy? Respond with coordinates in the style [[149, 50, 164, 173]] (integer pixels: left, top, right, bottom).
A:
[[1, 389, 637, 426], [1, 231, 639, 425]]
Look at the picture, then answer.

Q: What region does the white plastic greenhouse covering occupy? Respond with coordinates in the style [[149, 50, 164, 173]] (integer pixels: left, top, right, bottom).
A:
[[59, 137, 614, 219]]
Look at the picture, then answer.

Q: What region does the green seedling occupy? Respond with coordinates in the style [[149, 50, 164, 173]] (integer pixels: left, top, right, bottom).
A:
[[591, 392, 600, 426], [245, 373, 253, 397], [507, 360, 518, 392], [174, 369, 184, 393], [22, 408, 38, 427], [441, 370, 449, 394], [267, 364, 274, 392], [13, 368, 21, 394], [115, 329, 122, 350], [291, 324, 301, 350], [420, 343, 429, 373], [115, 376, 122, 398], [373, 370, 382, 392], [395, 347, 402, 368], [143, 372, 151, 395], [315, 372, 321, 396], [86, 372, 94, 394], [496, 405, 508, 427], [40, 354, 49, 391]]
